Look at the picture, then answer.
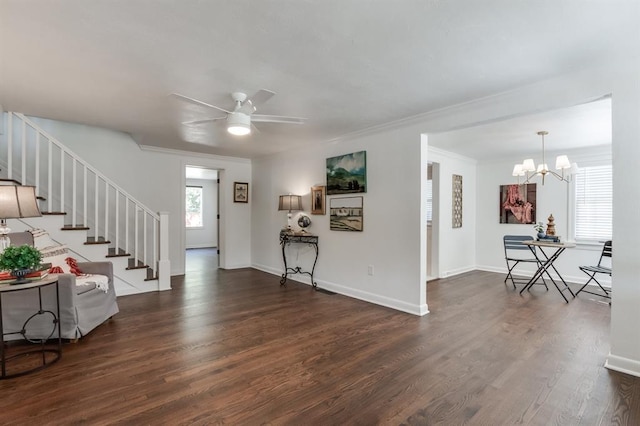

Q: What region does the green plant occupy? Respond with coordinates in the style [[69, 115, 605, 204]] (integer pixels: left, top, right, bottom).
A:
[[533, 222, 545, 233], [0, 245, 42, 271]]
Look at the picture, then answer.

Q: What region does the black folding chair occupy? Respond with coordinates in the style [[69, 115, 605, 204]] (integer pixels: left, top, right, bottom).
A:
[[503, 235, 548, 290], [576, 240, 612, 299]]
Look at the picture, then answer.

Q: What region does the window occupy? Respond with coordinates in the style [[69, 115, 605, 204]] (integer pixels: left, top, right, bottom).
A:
[[186, 186, 203, 228], [574, 165, 612, 241]]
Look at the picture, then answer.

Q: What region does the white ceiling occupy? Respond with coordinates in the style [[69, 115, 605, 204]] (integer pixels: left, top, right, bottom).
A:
[[0, 1, 635, 159], [430, 97, 612, 161]]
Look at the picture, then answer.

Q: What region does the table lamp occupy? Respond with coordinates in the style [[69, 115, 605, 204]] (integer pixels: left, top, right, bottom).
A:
[[278, 194, 302, 231], [0, 185, 42, 251]]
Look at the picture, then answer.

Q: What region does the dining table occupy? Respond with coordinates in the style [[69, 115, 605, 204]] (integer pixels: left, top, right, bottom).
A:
[[521, 240, 576, 303]]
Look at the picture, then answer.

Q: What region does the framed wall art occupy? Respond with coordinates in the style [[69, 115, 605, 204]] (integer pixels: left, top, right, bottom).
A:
[[326, 151, 366, 195], [452, 174, 463, 228], [311, 185, 326, 215], [233, 182, 249, 203], [500, 183, 536, 224], [329, 196, 363, 231]]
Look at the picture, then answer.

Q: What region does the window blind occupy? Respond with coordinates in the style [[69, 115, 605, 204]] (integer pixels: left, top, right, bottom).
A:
[[574, 165, 612, 241]]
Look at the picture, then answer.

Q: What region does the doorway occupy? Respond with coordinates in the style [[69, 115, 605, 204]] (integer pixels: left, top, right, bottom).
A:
[[185, 166, 220, 272]]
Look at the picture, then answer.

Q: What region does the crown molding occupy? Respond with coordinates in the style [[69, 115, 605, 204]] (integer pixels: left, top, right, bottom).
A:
[[138, 144, 251, 164]]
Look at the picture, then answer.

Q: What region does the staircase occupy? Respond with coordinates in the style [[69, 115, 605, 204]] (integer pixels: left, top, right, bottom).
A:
[[0, 112, 170, 296]]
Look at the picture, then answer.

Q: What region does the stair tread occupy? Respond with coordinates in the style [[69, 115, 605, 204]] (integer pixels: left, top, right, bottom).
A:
[[41, 212, 67, 215], [105, 253, 131, 258], [85, 240, 111, 245], [62, 226, 91, 230], [0, 178, 22, 185], [126, 265, 149, 270]]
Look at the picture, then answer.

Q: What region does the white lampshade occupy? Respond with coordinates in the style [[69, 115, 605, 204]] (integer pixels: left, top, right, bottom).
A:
[[555, 155, 571, 170], [227, 112, 251, 136], [0, 185, 42, 219], [536, 163, 549, 173], [512, 164, 524, 176], [522, 159, 536, 172], [278, 194, 303, 212]]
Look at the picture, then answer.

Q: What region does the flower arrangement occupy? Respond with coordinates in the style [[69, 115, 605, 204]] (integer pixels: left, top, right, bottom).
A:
[[0, 245, 42, 272]]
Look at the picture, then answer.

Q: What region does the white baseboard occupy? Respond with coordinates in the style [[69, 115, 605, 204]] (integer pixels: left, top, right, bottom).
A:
[[440, 265, 475, 278], [252, 264, 429, 316], [605, 353, 640, 378]]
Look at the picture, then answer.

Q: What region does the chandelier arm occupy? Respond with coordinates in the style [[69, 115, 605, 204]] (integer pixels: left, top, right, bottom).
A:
[[548, 170, 571, 183], [514, 131, 574, 185]]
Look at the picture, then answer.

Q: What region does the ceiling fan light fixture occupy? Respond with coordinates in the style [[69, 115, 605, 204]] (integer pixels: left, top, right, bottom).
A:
[[227, 112, 251, 136]]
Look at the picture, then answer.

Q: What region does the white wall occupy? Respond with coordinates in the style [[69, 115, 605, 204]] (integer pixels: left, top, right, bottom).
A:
[[426, 146, 477, 278], [607, 62, 640, 377], [252, 124, 428, 316], [29, 117, 251, 275], [186, 178, 218, 249]]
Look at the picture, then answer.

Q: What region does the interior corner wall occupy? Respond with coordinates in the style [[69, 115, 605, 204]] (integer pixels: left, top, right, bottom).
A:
[[251, 125, 427, 316], [28, 117, 252, 276], [425, 147, 477, 278]]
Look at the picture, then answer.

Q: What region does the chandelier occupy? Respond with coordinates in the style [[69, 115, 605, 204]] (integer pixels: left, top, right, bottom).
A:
[[512, 131, 578, 185]]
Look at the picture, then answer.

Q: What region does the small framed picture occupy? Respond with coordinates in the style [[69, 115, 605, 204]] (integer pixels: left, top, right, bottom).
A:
[[311, 186, 326, 215], [330, 196, 363, 231], [234, 182, 249, 203]]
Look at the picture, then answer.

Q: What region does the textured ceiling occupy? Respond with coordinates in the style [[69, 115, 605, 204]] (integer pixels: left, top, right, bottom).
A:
[[0, 1, 636, 158]]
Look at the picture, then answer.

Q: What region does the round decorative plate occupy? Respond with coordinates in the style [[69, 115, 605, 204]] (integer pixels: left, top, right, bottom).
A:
[[298, 214, 311, 228]]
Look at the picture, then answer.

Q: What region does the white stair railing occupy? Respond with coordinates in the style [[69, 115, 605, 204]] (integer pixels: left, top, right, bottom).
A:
[[0, 112, 169, 290]]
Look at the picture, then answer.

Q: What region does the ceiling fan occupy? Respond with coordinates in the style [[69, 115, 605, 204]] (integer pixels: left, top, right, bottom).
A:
[[171, 89, 306, 136]]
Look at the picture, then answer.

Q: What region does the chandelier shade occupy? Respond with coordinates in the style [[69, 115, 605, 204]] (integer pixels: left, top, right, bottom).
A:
[[512, 131, 578, 185]]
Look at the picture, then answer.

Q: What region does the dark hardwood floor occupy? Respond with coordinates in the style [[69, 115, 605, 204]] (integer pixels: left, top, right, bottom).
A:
[[1, 260, 639, 425]]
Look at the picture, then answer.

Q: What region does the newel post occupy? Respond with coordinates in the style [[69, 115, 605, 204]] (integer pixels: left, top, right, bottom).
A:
[[157, 211, 171, 291]]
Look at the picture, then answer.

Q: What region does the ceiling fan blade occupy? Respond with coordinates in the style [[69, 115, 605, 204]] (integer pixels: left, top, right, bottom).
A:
[[170, 93, 231, 114], [182, 117, 226, 125], [249, 89, 275, 107], [252, 114, 306, 124]]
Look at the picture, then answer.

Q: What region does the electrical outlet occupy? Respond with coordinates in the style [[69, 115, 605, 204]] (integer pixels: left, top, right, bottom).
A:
[[368, 265, 374, 276]]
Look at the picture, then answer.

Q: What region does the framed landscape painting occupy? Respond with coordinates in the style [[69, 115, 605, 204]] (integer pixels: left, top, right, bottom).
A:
[[330, 196, 363, 231], [326, 151, 366, 195]]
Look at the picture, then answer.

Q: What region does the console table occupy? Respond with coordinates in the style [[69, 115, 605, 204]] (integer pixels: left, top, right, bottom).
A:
[[279, 231, 319, 288], [0, 275, 62, 379]]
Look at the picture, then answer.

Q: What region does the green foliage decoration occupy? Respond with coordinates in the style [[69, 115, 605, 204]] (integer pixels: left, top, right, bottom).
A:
[[0, 245, 42, 271]]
